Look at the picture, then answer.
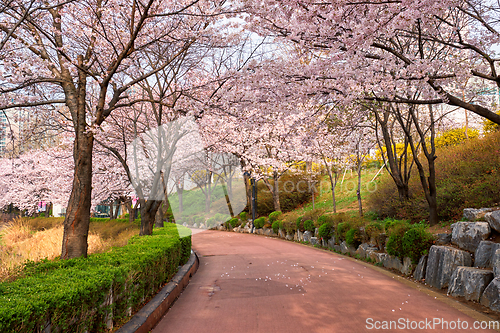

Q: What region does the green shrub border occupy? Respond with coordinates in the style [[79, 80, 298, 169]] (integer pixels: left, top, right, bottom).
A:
[[0, 224, 191, 332]]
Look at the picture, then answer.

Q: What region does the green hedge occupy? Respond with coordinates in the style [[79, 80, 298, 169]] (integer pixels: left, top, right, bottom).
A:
[[0, 224, 191, 332]]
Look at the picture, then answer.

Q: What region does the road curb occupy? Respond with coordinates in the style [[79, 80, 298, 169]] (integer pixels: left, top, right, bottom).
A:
[[116, 250, 199, 333]]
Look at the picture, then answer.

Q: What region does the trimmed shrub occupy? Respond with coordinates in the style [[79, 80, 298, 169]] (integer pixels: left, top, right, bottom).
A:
[[269, 211, 282, 223], [254, 217, 266, 229], [385, 220, 411, 258], [303, 220, 314, 232], [318, 223, 334, 240], [239, 212, 248, 221], [336, 222, 352, 242], [345, 228, 362, 248], [317, 215, 332, 226], [226, 218, 240, 229], [296, 216, 304, 232], [402, 224, 434, 264], [0, 224, 191, 332], [272, 221, 282, 234]]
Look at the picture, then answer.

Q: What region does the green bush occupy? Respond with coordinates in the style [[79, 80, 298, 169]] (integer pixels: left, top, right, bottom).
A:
[[272, 221, 282, 234], [402, 223, 434, 263], [385, 221, 411, 258], [0, 224, 191, 332], [365, 221, 384, 241], [303, 220, 314, 232], [239, 212, 248, 221], [345, 228, 362, 248], [296, 216, 304, 232], [317, 215, 332, 226], [225, 218, 240, 229], [241, 221, 247, 228], [254, 217, 266, 229], [283, 221, 296, 234], [269, 211, 282, 223], [336, 222, 352, 242], [318, 223, 334, 240]]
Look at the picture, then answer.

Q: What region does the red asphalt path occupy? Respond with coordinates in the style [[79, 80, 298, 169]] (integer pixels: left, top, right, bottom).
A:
[[153, 230, 498, 333]]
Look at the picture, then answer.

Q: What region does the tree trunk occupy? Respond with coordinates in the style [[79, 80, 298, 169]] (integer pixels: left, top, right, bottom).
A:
[[221, 177, 234, 217], [124, 198, 137, 223], [139, 199, 162, 235], [155, 203, 164, 228], [273, 174, 281, 212], [177, 185, 183, 215], [61, 132, 93, 259], [357, 166, 363, 217]]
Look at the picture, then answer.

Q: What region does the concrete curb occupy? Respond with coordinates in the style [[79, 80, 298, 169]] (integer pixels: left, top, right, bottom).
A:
[[116, 250, 199, 333]]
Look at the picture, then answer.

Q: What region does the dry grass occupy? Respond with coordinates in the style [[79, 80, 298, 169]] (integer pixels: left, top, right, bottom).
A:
[[0, 217, 139, 281]]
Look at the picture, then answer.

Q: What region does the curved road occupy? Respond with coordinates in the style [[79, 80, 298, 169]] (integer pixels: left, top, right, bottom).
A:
[[153, 230, 498, 332]]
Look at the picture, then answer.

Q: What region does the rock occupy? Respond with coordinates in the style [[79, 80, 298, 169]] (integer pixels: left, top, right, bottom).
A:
[[278, 229, 285, 238], [481, 277, 500, 311], [285, 233, 293, 241], [485, 211, 500, 233], [463, 208, 495, 221], [314, 228, 319, 237], [383, 255, 403, 271], [475, 241, 500, 268], [369, 252, 387, 264], [435, 233, 452, 245], [340, 241, 349, 254], [401, 257, 415, 276], [492, 249, 500, 277], [425, 246, 473, 289], [321, 239, 328, 247], [356, 243, 378, 259], [451, 222, 490, 252], [327, 237, 335, 249], [310, 237, 319, 246], [413, 255, 428, 281], [448, 267, 493, 302], [333, 245, 341, 252], [297, 231, 304, 242], [303, 231, 313, 243]]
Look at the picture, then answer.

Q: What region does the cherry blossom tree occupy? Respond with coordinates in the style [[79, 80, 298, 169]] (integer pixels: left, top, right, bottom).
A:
[[240, 0, 500, 125], [0, 0, 231, 258]]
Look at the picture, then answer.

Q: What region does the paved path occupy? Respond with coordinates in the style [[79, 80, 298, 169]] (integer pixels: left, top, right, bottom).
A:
[[153, 230, 498, 332]]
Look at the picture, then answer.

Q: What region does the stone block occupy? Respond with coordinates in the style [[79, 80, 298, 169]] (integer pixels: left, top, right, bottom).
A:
[[463, 208, 495, 221], [451, 222, 490, 252], [475, 241, 500, 268], [401, 257, 415, 276], [481, 277, 500, 312], [448, 267, 493, 302], [310, 237, 319, 246], [425, 246, 472, 289], [383, 255, 403, 271], [413, 255, 427, 281], [303, 231, 313, 243], [435, 233, 452, 245], [485, 211, 500, 233]]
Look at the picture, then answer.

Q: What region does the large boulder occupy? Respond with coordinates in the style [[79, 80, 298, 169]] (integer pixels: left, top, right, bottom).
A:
[[303, 231, 313, 243], [448, 267, 493, 301], [413, 255, 428, 281], [435, 233, 452, 246], [327, 237, 336, 249], [485, 211, 500, 233], [451, 222, 491, 252], [425, 246, 473, 289], [310, 237, 319, 246], [481, 278, 500, 312], [401, 257, 415, 276], [357, 243, 378, 260], [492, 249, 500, 277], [463, 208, 495, 221], [383, 255, 403, 271], [475, 241, 500, 268], [369, 252, 387, 264], [297, 230, 304, 242]]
